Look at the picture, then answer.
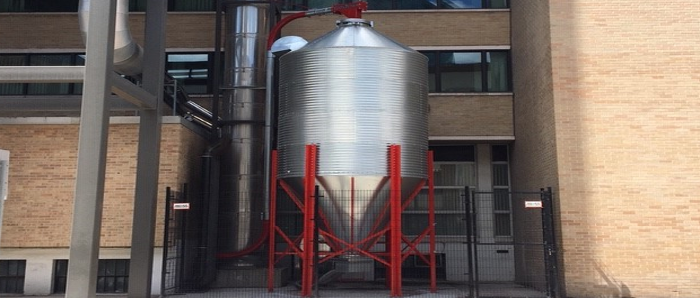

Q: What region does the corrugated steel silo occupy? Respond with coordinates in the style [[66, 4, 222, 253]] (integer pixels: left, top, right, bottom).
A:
[[277, 18, 428, 246]]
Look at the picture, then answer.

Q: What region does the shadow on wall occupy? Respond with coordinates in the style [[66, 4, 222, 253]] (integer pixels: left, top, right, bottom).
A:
[[594, 262, 633, 298]]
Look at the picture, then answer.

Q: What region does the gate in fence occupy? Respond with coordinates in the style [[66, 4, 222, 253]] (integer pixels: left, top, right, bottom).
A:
[[459, 187, 561, 298]]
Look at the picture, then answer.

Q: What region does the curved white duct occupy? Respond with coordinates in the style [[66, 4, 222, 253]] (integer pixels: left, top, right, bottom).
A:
[[79, 0, 143, 76]]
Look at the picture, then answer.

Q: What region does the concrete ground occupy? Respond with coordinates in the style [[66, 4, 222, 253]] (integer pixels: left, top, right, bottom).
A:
[[1, 282, 547, 298]]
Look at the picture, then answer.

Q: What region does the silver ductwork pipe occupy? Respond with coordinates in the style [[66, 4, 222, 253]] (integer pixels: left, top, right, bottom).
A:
[[79, 0, 143, 76], [218, 3, 269, 257]]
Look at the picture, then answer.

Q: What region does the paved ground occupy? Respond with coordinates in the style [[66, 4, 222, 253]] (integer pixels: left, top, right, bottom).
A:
[[1, 282, 547, 298]]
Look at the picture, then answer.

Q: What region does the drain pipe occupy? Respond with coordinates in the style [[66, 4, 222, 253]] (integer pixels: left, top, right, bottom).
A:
[[79, 0, 143, 76]]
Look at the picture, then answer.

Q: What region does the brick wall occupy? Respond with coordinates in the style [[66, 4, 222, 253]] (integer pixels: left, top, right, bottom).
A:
[[0, 118, 205, 248], [510, 0, 559, 293], [282, 10, 510, 47], [514, 1, 700, 297], [0, 11, 508, 50], [429, 95, 513, 137]]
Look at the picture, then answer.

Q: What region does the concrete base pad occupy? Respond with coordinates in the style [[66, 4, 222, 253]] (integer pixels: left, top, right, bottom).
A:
[[213, 267, 289, 288]]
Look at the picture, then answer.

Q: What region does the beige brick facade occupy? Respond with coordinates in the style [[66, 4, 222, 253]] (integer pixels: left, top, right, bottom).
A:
[[0, 118, 205, 248], [429, 95, 513, 137], [512, 1, 700, 297], [0, 10, 509, 50]]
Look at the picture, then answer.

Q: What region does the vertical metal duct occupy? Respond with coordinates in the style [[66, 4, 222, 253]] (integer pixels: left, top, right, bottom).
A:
[[78, 0, 143, 76], [218, 3, 269, 260]]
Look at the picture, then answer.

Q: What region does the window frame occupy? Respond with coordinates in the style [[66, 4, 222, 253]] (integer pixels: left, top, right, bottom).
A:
[[422, 50, 512, 94], [282, 0, 510, 11], [0, 260, 26, 294], [0, 53, 85, 96], [491, 144, 512, 238]]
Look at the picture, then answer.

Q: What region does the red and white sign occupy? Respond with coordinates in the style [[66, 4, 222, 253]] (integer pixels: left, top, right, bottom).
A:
[[524, 201, 543, 209], [173, 203, 190, 210]]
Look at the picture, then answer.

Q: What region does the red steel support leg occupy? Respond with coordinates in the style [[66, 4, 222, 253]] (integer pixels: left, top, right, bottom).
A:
[[268, 150, 279, 292], [301, 144, 318, 297], [428, 151, 437, 292], [389, 145, 402, 297]]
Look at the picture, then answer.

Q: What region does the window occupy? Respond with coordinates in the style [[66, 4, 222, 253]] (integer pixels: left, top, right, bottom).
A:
[[166, 53, 212, 94], [404, 145, 476, 236], [491, 144, 511, 237], [0, 0, 214, 12], [0, 0, 77, 12], [52, 259, 130, 293], [130, 0, 215, 12], [0, 260, 26, 294], [53, 260, 68, 294], [422, 50, 511, 93], [97, 259, 130, 293], [367, 0, 508, 10], [280, 0, 346, 11], [0, 53, 84, 96]]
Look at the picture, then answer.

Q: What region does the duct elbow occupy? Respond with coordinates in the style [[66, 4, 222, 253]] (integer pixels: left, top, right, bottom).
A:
[[78, 0, 143, 76]]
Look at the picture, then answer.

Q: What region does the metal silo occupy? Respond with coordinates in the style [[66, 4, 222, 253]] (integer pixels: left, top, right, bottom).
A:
[[277, 18, 428, 246]]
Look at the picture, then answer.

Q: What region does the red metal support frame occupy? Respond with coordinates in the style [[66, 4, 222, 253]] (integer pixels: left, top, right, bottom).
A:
[[267, 150, 279, 292], [428, 151, 437, 292], [301, 144, 318, 297], [389, 145, 402, 297], [268, 145, 436, 297]]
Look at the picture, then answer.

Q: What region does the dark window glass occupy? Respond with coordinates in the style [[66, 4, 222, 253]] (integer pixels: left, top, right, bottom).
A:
[[280, 0, 344, 10], [0, 55, 27, 95], [422, 50, 511, 93], [368, 0, 437, 10], [440, 0, 480, 9], [166, 53, 211, 94], [97, 259, 129, 293], [365, 0, 507, 10], [27, 55, 72, 95], [487, 51, 510, 92], [486, 0, 509, 8], [129, 0, 147, 11], [491, 144, 508, 162], [494, 213, 511, 236], [73, 55, 86, 95], [425, 52, 437, 93], [440, 52, 482, 92], [171, 0, 214, 11], [0, 260, 26, 294], [0, 0, 78, 12], [431, 145, 475, 162], [53, 260, 68, 294]]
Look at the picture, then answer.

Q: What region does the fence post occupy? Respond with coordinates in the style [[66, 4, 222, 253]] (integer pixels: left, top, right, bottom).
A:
[[313, 185, 321, 297], [464, 187, 476, 298], [541, 187, 560, 298], [161, 187, 172, 296]]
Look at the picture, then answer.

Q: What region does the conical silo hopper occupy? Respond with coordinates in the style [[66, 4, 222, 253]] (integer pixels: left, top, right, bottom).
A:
[[277, 18, 428, 248]]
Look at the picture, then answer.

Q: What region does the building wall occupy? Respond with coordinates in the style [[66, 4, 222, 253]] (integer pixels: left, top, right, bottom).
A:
[[509, 0, 559, 294], [429, 95, 513, 137], [0, 117, 205, 248], [514, 1, 700, 297], [0, 10, 509, 50]]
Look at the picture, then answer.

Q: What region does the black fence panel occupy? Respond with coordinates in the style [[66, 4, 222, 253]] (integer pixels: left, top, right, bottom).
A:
[[459, 188, 559, 298]]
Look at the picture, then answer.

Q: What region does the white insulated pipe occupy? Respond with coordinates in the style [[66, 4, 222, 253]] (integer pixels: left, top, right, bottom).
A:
[[79, 0, 143, 76]]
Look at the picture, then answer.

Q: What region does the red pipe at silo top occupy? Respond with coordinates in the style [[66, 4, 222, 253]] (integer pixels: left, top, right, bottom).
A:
[[266, 1, 368, 50]]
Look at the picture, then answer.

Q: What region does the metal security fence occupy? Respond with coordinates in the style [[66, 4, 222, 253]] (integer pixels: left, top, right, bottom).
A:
[[161, 186, 184, 296], [459, 188, 560, 298], [161, 184, 560, 298]]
